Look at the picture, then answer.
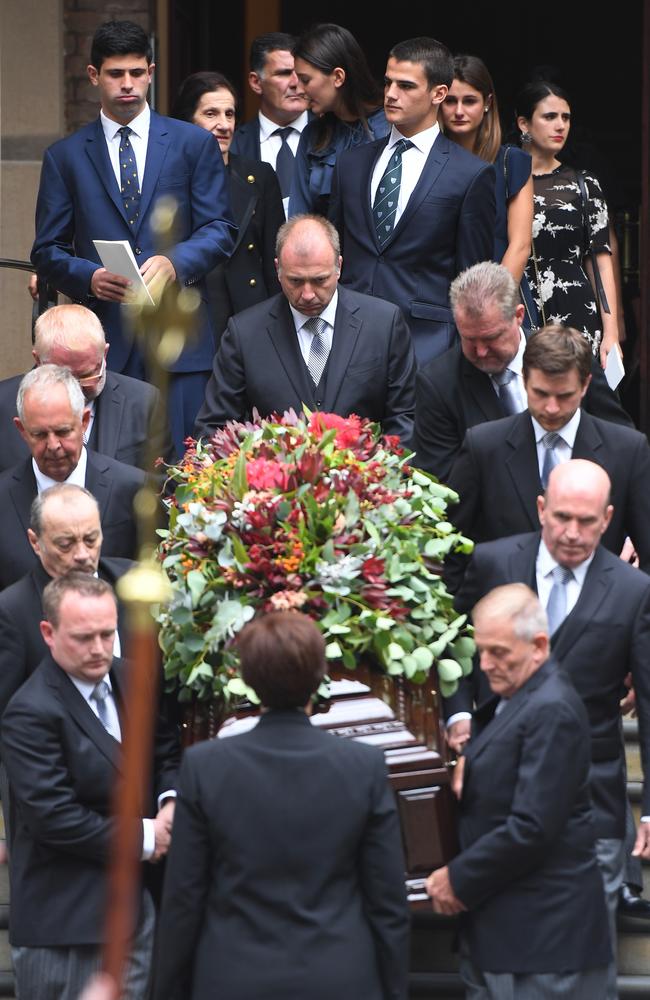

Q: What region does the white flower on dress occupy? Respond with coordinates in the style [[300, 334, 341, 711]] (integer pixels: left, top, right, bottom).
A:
[[532, 211, 546, 239]]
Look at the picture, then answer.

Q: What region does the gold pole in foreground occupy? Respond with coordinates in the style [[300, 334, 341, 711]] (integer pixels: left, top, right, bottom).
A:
[[101, 197, 200, 992]]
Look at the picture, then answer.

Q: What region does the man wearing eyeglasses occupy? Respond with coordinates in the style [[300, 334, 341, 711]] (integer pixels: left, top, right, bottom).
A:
[[0, 304, 173, 471]]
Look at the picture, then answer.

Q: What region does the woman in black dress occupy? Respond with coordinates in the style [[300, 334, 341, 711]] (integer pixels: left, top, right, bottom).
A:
[[515, 81, 619, 367], [173, 72, 285, 345]]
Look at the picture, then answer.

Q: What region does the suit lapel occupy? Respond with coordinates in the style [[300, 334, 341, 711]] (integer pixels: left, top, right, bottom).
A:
[[390, 133, 449, 243], [571, 410, 603, 462], [266, 299, 316, 409], [84, 450, 113, 521], [45, 656, 122, 769], [90, 375, 123, 457], [8, 460, 37, 536], [84, 119, 131, 227], [508, 533, 540, 591], [552, 547, 612, 658], [503, 415, 542, 531], [462, 358, 504, 422], [324, 290, 362, 411], [359, 139, 390, 252], [136, 113, 171, 232]]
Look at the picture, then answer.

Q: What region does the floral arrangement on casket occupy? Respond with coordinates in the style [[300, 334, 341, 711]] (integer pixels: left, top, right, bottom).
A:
[[156, 410, 475, 706]]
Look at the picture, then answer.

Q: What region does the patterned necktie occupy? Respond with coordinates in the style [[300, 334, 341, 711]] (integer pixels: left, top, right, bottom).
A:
[[372, 138, 413, 246], [304, 316, 329, 385], [91, 679, 112, 732], [541, 431, 562, 488], [493, 368, 521, 416], [272, 127, 295, 198], [117, 126, 141, 227], [546, 565, 574, 634]]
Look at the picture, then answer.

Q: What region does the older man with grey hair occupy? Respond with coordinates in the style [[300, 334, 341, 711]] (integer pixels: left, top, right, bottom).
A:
[[412, 261, 631, 482], [0, 303, 173, 471], [427, 582, 611, 999], [0, 364, 143, 589]]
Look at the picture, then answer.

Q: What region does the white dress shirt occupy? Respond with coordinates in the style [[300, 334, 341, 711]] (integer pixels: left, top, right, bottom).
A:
[[532, 408, 581, 480], [290, 291, 338, 366], [490, 329, 527, 412], [33, 446, 88, 494], [370, 124, 440, 227], [258, 110, 308, 167], [535, 538, 594, 618], [100, 105, 150, 190]]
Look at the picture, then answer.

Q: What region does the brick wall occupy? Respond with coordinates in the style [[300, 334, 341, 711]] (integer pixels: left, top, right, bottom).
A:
[[63, 0, 154, 134]]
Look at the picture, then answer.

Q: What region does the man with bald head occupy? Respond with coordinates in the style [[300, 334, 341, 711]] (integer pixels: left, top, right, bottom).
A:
[[0, 364, 143, 588], [448, 460, 650, 994], [194, 214, 416, 443], [0, 484, 131, 720], [0, 304, 173, 471]]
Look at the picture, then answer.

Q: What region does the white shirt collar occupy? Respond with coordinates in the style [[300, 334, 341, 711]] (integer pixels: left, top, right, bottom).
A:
[[387, 122, 439, 156], [289, 289, 338, 334], [69, 671, 112, 703], [508, 329, 526, 376], [537, 537, 595, 586], [531, 407, 582, 448], [258, 109, 309, 140], [100, 103, 150, 141], [32, 446, 88, 494]]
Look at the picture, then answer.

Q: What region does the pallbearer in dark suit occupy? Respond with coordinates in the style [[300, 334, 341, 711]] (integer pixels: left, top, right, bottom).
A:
[[446, 325, 650, 592], [0, 366, 144, 589], [194, 214, 416, 444], [413, 262, 633, 482], [450, 461, 650, 998], [154, 611, 410, 1000], [1, 573, 180, 1000], [330, 36, 495, 366], [0, 304, 173, 472], [427, 583, 611, 998]]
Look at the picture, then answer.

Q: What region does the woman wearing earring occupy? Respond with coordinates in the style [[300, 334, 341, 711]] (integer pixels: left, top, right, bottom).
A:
[[288, 23, 388, 217], [440, 55, 536, 325], [515, 81, 619, 367]]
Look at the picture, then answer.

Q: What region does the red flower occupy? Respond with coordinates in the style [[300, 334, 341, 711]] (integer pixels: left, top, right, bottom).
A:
[[246, 459, 290, 491], [361, 556, 385, 584], [308, 412, 363, 450]]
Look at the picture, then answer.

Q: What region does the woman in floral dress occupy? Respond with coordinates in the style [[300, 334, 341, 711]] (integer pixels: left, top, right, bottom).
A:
[[515, 81, 619, 367]]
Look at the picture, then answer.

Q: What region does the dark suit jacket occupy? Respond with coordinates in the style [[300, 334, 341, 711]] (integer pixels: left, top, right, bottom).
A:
[[0, 451, 145, 589], [449, 658, 610, 973], [194, 286, 416, 443], [31, 112, 236, 373], [0, 557, 131, 720], [153, 709, 409, 1000], [330, 133, 495, 366], [447, 409, 650, 574], [452, 533, 650, 837], [206, 153, 283, 342], [0, 370, 173, 472], [413, 339, 634, 482], [1, 654, 179, 947]]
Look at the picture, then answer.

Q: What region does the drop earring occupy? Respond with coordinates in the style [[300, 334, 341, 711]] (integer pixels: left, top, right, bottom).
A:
[[520, 130, 532, 145]]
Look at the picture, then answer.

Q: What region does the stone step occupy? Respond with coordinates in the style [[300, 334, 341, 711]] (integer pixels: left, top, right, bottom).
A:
[[407, 972, 650, 998]]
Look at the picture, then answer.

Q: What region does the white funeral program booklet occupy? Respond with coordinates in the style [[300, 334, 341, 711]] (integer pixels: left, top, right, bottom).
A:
[[92, 239, 155, 305]]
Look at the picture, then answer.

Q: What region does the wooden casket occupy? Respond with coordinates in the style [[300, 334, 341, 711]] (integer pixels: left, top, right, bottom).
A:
[[201, 666, 458, 911]]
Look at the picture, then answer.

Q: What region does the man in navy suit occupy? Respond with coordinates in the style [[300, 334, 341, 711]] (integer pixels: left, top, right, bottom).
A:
[[31, 20, 236, 454], [330, 36, 495, 366], [427, 584, 611, 998], [230, 32, 310, 216]]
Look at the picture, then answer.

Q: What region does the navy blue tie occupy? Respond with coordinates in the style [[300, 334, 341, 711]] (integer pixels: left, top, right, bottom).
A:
[[117, 126, 141, 227], [273, 127, 295, 198], [372, 139, 413, 246]]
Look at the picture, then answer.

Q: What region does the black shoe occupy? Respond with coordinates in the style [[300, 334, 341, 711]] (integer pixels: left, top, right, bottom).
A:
[[618, 883, 650, 918]]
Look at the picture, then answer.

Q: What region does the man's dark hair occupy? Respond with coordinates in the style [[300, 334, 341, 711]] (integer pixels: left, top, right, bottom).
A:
[[388, 37, 453, 89], [523, 325, 592, 384], [90, 20, 152, 71], [238, 611, 326, 709], [250, 32, 297, 75], [43, 572, 116, 628]]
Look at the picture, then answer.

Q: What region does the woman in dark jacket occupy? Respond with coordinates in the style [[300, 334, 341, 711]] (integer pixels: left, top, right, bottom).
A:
[[173, 72, 285, 343]]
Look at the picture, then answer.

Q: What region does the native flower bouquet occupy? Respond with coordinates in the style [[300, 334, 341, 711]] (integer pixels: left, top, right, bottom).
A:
[[156, 411, 475, 705]]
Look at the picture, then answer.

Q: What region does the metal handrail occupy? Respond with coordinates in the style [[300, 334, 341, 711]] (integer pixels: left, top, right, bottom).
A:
[[0, 258, 58, 341]]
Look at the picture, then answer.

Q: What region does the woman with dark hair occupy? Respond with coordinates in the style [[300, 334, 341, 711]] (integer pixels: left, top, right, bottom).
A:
[[441, 54, 535, 324], [515, 80, 619, 366], [288, 23, 389, 216], [153, 611, 410, 1000], [173, 71, 284, 342]]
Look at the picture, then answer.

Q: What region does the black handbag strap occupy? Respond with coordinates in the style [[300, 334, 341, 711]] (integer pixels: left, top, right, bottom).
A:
[[576, 170, 611, 315]]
